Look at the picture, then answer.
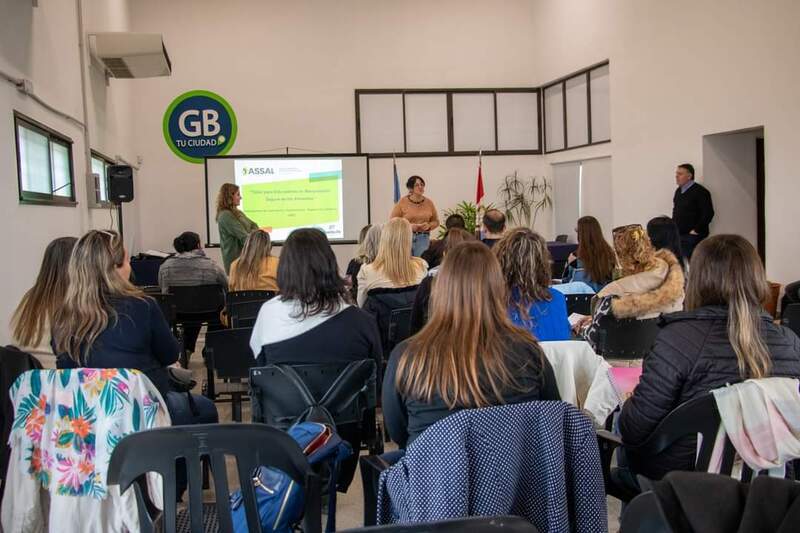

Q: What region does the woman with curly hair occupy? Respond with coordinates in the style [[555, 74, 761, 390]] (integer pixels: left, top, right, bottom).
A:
[[494, 228, 571, 341]]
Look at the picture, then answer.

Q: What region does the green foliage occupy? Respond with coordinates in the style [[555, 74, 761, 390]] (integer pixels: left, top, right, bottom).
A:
[[496, 171, 553, 229], [438, 201, 496, 238]]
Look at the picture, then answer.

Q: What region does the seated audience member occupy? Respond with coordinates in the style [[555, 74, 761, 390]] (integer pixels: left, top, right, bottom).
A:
[[346, 224, 380, 301], [494, 228, 572, 341], [421, 214, 466, 268], [158, 230, 227, 362], [562, 216, 616, 292], [481, 209, 507, 248], [647, 216, 686, 271], [11, 236, 76, 348], [383, 241, 560, 449], [618, 235, 800, 481], [229, 229, 279, 292], [410, 228, 475, 334], [51, 230, 218, 427], [581, 224, 684, 337], [357, 218, 428, 307], [249, 227, 382, 489], [249, 227, 382, 366]]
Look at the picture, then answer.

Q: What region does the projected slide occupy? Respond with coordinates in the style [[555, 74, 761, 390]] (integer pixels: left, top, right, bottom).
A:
[[234, 159, 344, 241]]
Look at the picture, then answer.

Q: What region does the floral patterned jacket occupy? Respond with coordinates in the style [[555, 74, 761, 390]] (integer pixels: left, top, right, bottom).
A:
[[2, 368, 170, 533]]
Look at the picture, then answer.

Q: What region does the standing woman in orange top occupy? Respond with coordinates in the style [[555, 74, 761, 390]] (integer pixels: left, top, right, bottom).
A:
[[390, 175, 440, 257]]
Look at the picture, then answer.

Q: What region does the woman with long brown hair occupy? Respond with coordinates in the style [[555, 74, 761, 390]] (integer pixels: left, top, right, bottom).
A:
[[383, 241, 560, 449], [494, 228, 571, 341], [51, 230, 218, 427], [563, 216, 616, 292], [229, 229, 279, 292], [11, 236, 76, 348], [216, 182, 260, 273], [618, 234, 800, 480], [356, 217, 427, 306]]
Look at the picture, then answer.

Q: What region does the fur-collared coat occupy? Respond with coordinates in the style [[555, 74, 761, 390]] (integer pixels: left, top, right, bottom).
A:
[[598, 249, 685, 320]]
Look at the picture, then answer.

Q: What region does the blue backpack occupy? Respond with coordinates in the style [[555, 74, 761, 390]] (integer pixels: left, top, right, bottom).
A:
[[230, 422, 352, 533]]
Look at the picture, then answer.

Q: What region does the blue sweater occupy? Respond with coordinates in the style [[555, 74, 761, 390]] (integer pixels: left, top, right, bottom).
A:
[[509, 287, 572, 341]]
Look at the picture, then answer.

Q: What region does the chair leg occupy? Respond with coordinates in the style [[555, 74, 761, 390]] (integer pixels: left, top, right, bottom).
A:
[[232, 393, 242, 422]]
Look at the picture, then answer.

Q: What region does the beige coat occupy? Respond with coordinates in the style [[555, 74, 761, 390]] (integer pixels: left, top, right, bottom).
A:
[[356, 260, 428, 307], [598, 249, 685, 320]]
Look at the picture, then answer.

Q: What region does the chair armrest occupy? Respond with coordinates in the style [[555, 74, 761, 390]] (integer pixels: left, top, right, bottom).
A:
[[360, 455, 392, 526]]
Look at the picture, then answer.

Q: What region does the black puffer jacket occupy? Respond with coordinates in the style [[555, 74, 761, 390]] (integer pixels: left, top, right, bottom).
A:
[[618, 305, 800, 480]]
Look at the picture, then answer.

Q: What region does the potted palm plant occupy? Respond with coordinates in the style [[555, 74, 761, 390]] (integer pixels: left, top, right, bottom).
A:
[[497, 172, 553, 229]]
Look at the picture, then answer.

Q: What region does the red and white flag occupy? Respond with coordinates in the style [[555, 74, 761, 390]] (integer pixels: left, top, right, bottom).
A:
[[476, 151, 484, 205]]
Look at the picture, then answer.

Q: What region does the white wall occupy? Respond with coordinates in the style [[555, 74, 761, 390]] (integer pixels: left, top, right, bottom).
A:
[[0, 0, 134, 345], [703, 130, 760, 247], [532, 0, 800, 285], [127, 0, 543, 258]]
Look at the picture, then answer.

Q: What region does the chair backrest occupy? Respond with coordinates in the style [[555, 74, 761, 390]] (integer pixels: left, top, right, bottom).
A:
[[144, 292, 176, 327], [594, 315, 660, 359], [555, 234, 568, 243], [342, 516, 540, 532], [619, 491, 673, 533], [565, 293, 593, 315], [107, 423, 322, 533], [250, 359, 377, 429], [629, 393, 747, 478], [170, 284, 226, 315], [363, 286, 418, 358], [227, 290, 276, 328], [204, 328, 255, 379], [781, 303, 800, 337]]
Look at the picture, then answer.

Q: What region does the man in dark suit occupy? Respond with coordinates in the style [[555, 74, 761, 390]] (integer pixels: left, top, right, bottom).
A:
[[672, 163, 714, 259]]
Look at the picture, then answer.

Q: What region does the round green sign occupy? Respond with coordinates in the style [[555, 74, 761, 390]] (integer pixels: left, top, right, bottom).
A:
[[162, 90, 237, 164]]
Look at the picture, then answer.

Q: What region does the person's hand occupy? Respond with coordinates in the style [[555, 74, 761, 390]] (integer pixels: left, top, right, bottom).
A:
[[411, 223, 422, 232], [567, 252, 577, 263], [689, 230, 698, 236], [572, 315, 592, 333]]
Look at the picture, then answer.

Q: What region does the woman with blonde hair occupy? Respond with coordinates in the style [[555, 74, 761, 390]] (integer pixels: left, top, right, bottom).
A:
[[11, 236, 76, 348], [346, 224, 381, 300], [356, 218, 427, 306], [51, 230, 218, 427], [216, 182, 259, 273], [229, 229, 279, 292], [618, 235, 800, 480], [494, 228, 571, 341], [383, 241, 560, 449]]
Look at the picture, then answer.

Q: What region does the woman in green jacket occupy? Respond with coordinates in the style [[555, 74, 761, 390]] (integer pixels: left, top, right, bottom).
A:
[[216, 182, 259, 273]]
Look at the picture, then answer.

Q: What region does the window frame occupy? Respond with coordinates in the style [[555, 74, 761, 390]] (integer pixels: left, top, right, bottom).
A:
[[355, 87, 542, 158], [14, 111, 77, 206], [90, 150, 115, 207], [542, 60, 611, 154]]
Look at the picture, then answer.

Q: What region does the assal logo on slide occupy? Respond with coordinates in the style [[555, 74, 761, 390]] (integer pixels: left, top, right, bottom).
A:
[[241, 167, 275, 176], [163, 90, 237, 164]]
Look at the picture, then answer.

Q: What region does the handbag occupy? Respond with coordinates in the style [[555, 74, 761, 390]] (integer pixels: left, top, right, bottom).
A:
[[167, 366, 196, 393], [230, 422, 352, 533]]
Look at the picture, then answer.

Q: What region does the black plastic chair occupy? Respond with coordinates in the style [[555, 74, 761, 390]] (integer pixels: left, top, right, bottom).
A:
[[619, 489, 673, 533], [363, 286, 418, 361], [565, 293, 593, 316], [594, 315, 660, 360], [226, 290, 276, 328], [597, 393, 777, 503], [781, 303, 800, 337], [107, 423, 322, 533], [249, 360, 382, 455], [203, 328, 255, 421], [341, 516, 540, 532], [171, 284, 226, 316]]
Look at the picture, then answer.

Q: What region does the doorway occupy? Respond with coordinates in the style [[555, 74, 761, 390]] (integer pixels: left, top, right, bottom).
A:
[[702, 127, 765, 261]]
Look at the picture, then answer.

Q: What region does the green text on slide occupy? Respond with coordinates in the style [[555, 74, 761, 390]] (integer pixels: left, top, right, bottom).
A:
[[241, 172, 341, 229]]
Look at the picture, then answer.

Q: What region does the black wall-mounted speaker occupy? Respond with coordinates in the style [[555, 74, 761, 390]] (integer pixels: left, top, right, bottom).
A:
[[108, 164, 134, 203]]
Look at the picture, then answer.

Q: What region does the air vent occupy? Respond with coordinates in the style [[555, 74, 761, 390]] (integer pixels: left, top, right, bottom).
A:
[[89, 33, 172, 79]]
